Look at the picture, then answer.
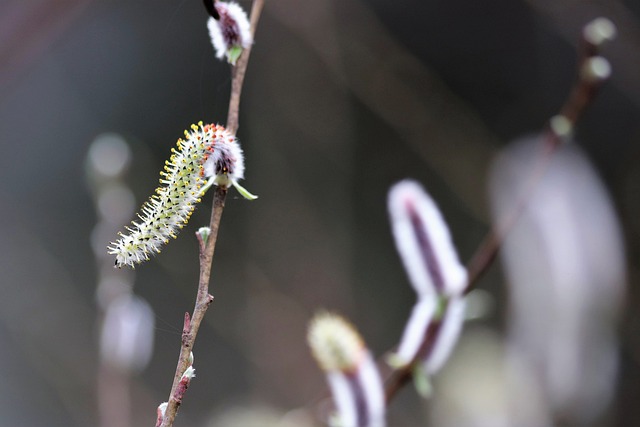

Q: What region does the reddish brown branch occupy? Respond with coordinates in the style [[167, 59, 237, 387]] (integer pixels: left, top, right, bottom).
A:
[[383, 19, 614, 404], [158, 187, 224, 427], [462, 26, 611, 294], [226, 0, 264, 135], [157, 0, 264, 425]]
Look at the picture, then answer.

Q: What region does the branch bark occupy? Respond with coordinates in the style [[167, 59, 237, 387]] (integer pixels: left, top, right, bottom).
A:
[[158, 1, 265, 425]]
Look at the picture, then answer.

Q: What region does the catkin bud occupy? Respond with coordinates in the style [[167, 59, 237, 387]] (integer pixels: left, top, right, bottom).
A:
[[207, 2, 253, 65], [388, 180, 467, 297], [387, 180, 467, 384], [308, 312, 385, 427], [583, 17, 617, 46], [308, 312, 365, 373], [156, 402, 168, 427]]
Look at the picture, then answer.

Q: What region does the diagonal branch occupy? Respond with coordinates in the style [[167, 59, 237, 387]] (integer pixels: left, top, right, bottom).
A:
[[383, 17, 615, 404]]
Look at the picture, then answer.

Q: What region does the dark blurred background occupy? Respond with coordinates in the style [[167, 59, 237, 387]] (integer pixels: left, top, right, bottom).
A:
[[1, 0, 639, 426]]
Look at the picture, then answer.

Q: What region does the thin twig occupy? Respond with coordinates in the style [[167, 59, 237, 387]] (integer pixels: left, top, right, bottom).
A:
[[159, 188, 224, 427], [462, 30, 609, 295], [383, 21, 613, 404], [161, 0, 264, 427], [226, 0, 264, 135], [158, 1, 265, 425]]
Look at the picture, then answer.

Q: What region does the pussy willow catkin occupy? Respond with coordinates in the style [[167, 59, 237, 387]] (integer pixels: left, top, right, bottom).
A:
[[109, 122, 245, 268]]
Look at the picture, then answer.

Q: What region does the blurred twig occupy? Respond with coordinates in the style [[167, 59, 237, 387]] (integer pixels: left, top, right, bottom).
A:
[[227, 0, 264, 135], [524, 0, 640, 107], [383, 18, 615, 404], [463, 19, 614, 295], [0, 0, 91, 97]]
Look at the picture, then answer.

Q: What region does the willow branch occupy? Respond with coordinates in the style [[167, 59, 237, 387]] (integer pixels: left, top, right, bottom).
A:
[[462, 22, 612, 294], [226, 0, 264, 135], [383, 18, 615, 404], [158, 1, 264, 425]]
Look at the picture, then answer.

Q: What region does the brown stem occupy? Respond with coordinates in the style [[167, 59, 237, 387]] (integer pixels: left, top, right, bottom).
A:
[[158, 0, 264, 425], [383, 21, 613, 404], [462, 135, 555, 293], [226, 0, 264, 135], [159, 187, 225, 427], [462, 34, 608, 295]]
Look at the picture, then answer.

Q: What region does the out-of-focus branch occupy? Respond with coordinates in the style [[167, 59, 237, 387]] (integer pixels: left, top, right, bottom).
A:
[[463, 18, 615, 293], [0, 0, 91, 96], [269, 0, 500, 219], [524, 0, 640, 107], [227, 0, 264, 135], [384, 17, 616, 404]]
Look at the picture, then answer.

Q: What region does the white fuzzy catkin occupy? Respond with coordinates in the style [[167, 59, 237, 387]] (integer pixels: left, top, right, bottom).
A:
[[109, 122, 244, 268], [308, 312, 386, 427], [423, 297, 466, 374], [308, 312, 364, 373], [388, 180, 467, 296], [394, 297, 437, 365], [387, 180, 468, 377], [207, 2, 253, 64]]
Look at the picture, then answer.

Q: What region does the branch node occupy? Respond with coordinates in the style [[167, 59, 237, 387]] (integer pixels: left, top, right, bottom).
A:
[[158, 1, 263, 425]]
